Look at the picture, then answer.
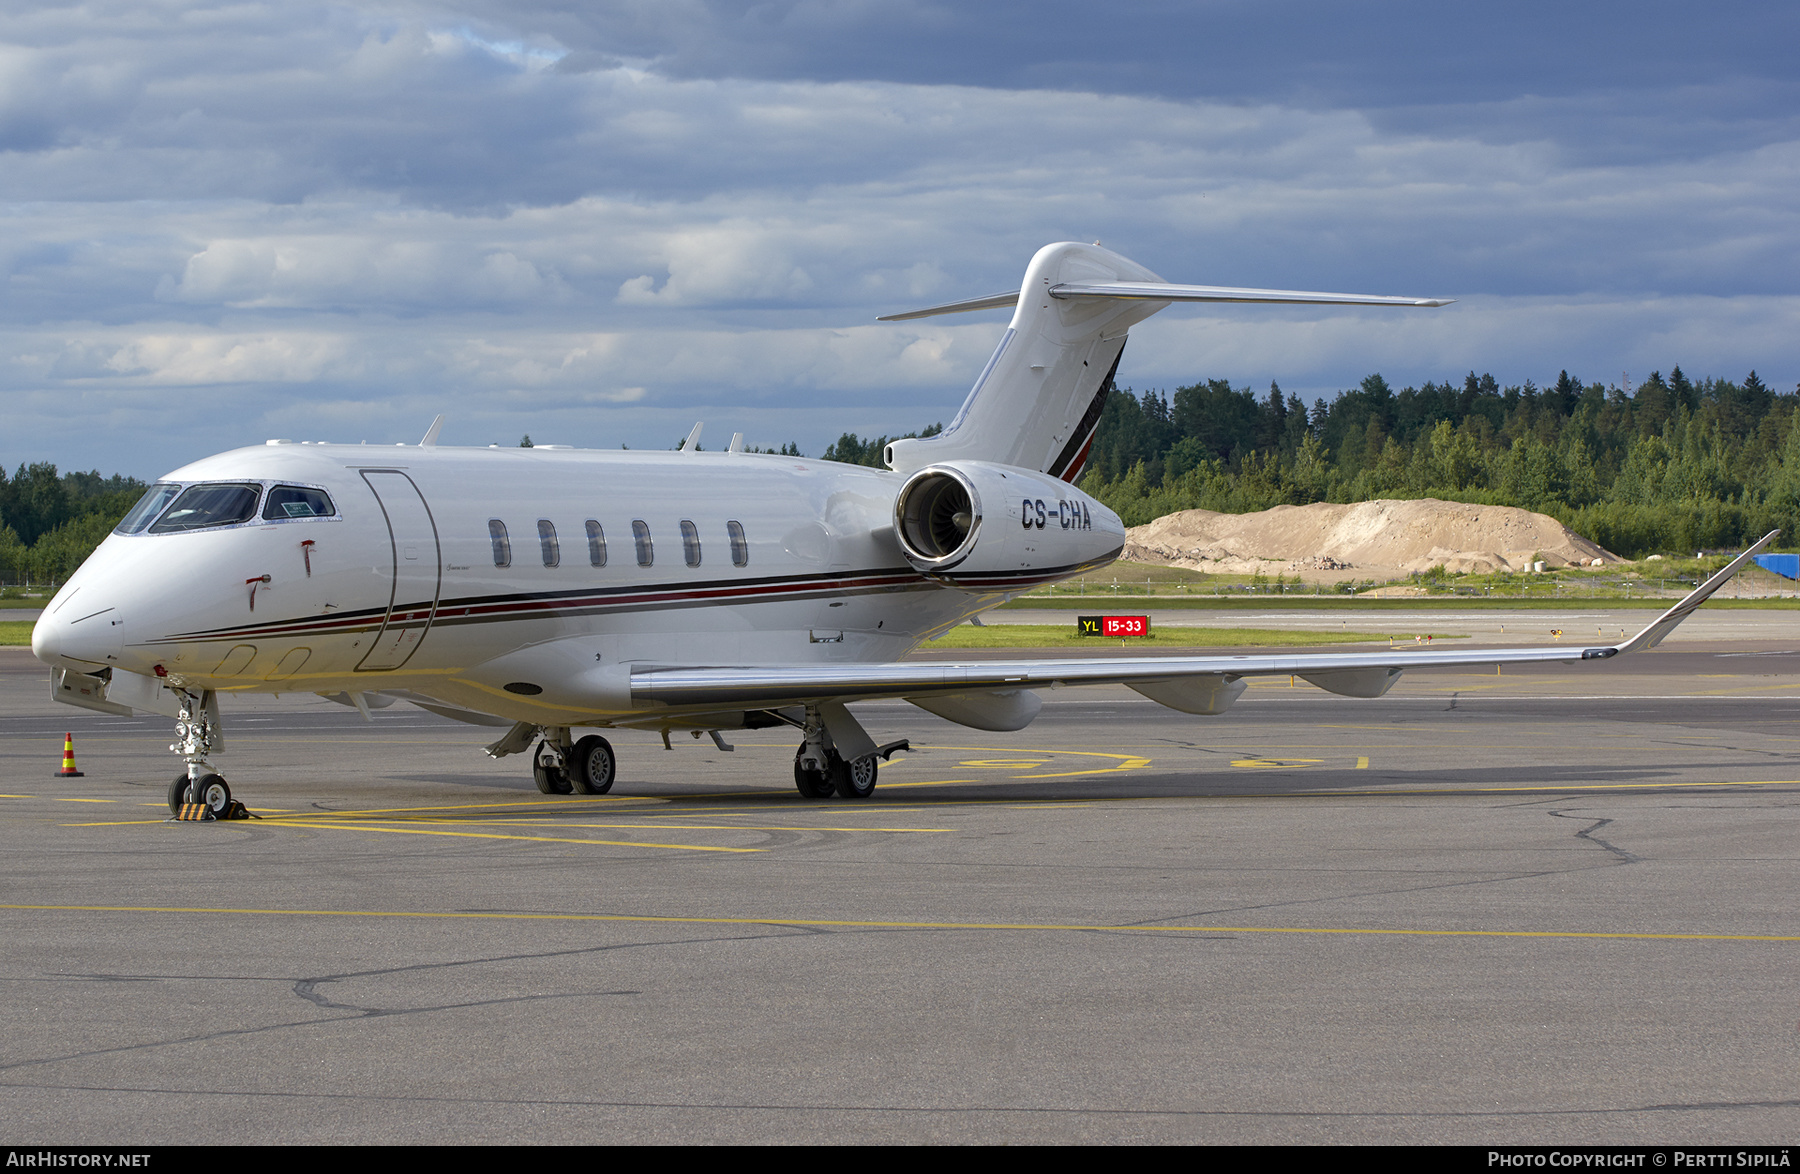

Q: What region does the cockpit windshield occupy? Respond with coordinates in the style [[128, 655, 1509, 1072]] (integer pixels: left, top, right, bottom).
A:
[[148, 483, 262, 534], [114, 483, 182, 535]]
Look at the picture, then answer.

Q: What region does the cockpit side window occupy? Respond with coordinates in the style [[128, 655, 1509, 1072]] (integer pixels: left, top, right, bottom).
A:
[[147, 483, 262, 534], [115, 483, 182, 535], [262, 485, 336, 521]]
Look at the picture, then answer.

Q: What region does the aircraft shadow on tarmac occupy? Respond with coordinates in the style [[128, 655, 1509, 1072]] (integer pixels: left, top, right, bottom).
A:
[[366, 759, 1775, 811]]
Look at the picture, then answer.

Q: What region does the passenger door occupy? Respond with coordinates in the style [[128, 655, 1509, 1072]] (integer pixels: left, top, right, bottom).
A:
[[355, 470, 441, 672]]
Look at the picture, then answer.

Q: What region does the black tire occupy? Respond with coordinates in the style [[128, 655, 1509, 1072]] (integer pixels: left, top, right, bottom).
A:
[[832, 753, 877, 799], [194, 773, 231, 816], [531, 740, 573, 795], [568, 734, 616, 795], [793, 754, 835, 799], [168, 773, 190, 815]]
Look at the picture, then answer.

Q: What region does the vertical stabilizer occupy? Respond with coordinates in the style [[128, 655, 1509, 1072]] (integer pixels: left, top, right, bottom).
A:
[[885, 243, 1169, 480]]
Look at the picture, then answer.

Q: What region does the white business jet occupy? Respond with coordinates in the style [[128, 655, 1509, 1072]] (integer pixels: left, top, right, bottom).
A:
[[31, 242, 1776, 817]]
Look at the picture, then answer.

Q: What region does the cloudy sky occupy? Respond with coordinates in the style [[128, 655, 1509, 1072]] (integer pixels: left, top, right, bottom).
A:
[[4, 0, 1796, 477]]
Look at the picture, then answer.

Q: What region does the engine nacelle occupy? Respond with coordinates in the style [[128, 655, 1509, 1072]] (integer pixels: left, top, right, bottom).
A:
[[891, 461, 1125, 591]]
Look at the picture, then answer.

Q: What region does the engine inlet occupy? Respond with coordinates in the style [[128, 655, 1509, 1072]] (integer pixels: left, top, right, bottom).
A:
[[894, 467, 980, 568]]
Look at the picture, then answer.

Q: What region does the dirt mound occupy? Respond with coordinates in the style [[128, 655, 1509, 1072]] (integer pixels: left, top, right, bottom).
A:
[[1123, 499, 1618, 581]]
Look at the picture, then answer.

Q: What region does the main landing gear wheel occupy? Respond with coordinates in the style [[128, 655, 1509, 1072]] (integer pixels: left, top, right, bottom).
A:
[[794, 756, 835, 799], [531, 741, 573, 795], [832, 753, 877, 799], [568, 735, 616, 795], [169, 772, 231, 817]]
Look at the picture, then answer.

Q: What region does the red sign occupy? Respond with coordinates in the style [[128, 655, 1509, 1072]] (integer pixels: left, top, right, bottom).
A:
[[1078, 614, 1150, 637]]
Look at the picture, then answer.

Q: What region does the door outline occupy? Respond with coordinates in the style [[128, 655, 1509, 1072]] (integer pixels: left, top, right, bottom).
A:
[[355, 469, 442, 672]]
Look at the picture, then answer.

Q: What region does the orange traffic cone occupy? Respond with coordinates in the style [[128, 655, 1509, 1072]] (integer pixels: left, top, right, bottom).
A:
[[55, 732, 84, 778]]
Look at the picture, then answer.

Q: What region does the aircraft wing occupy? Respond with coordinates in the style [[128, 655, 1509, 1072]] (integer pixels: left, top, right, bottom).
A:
[[631, 531, 1778, 710]]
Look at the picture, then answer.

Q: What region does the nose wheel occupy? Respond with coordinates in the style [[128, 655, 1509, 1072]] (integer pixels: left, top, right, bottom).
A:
[[167, 772, 233, 818]]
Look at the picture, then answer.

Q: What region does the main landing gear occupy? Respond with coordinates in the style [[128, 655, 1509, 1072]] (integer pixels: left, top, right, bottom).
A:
[[530, 731, 616, 795], [793, 749, 880, 799], [485, 708, 904, 799], [790, 702, 907, 800]]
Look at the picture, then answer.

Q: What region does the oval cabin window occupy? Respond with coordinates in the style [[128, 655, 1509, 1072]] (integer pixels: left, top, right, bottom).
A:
[[632, 520, 653, 567], [538, 519, 559, 568], [680, 520, 701, 568]]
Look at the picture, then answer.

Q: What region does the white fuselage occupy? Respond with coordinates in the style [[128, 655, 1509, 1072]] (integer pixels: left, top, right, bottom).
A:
[[32, 442, 1124, 728]]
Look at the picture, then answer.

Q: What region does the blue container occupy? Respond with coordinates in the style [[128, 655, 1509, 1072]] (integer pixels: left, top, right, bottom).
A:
[[1752, 553, 1799, 580]]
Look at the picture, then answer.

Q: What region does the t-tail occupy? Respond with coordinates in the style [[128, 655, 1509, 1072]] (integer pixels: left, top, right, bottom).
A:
[[880, 242, 1452, 481]]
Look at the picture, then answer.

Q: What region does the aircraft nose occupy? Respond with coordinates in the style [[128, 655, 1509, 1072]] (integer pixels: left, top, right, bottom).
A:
[[30, 612, 61, 665], [32, 606, 126, 671]]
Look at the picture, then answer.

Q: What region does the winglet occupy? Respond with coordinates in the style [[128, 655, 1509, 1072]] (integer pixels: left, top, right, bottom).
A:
[[679, 422, 704, 452], [1613, 531, 1781, 655], [419, 414, 445, 447]]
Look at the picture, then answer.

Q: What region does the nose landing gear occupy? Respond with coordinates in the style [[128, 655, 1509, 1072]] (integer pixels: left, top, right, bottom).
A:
[[163, 687, 251, 821]]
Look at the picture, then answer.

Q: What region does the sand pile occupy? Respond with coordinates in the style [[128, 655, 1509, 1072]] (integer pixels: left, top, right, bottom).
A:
[[1123, 499, 1618, 581]]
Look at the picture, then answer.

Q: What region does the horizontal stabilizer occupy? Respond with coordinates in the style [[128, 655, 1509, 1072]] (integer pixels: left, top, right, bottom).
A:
[[1048, 281, 1453, 308], [877, 290, 1026, 321], [877, 281, 1451, 320]]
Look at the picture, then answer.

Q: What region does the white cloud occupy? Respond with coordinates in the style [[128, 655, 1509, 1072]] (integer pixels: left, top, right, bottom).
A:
[[0, 1, 1795, 476], [100, 331, 356, 384]]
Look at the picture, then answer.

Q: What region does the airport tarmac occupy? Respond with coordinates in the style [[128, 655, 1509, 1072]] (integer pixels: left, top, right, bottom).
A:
[[2, 626, 1798, 1145]]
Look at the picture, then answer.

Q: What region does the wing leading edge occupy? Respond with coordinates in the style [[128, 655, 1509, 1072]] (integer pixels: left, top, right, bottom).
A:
[[630, 531, 1780, 711]]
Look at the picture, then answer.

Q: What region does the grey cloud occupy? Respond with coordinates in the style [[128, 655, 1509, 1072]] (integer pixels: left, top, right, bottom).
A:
[[1, 1, 1795, 478]]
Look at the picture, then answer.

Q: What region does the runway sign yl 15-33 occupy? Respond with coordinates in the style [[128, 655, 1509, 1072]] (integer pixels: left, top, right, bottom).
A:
[[1078, 615, 1150, 638]]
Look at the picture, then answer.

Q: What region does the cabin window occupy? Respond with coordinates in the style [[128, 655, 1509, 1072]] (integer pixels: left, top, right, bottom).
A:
[[679, 519, 701, 568], [488, 519, 511, 567], [585, 520, 607, 567], [262, 485, 335, 521], [538, 519, 560, 568], [727, 520, 749, 567], [632, 520, 653, 567], [115, 483, 181, 535], [148, 483, 261, 534]]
